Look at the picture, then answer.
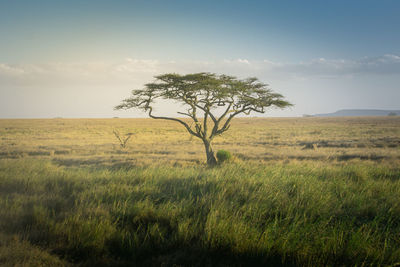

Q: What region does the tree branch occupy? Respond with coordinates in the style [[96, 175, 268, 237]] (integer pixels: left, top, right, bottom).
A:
[[208, 102, 232, 139], [203, 110, 209, 138], [214, 105, 251, 136], [193, 103, 217, 124], [148, 107, 202, 138]]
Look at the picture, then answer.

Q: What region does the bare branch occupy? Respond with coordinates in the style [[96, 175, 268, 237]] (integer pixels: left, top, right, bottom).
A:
[[215, 106, 251, 136], [148, 107, 202, 139]]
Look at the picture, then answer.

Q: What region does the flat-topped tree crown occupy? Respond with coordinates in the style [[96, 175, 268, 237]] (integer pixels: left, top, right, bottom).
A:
[[115, 72, 292, 165]]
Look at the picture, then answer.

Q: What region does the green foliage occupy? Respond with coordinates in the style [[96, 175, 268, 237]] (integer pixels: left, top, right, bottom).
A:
[[1, 159, 400, 266], [216, 149, 232, 163]]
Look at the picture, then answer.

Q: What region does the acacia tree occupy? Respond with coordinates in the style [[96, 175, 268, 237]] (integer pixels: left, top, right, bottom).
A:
[[115, 73, 292, 165]]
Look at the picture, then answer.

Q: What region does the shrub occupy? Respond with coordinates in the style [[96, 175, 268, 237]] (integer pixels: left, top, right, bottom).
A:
[[216, 150, 232, 163], [113, 129, 134, 148]]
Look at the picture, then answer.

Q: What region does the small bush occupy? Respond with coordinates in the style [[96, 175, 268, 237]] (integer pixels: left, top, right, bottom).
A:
[[113, 129, 134, 148], [216, 150, 232, 163]]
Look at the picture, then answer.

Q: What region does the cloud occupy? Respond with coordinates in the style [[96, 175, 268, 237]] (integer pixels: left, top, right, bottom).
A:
[[1, 55, 399, 118], [276, 54, 400, 77], [0, 64, 25, 76], [0, 54, 399, 88], [115, 58, 160, 73]]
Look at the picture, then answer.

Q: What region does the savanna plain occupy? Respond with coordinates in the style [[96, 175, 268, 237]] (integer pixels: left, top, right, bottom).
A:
[[0, 117, 400, 266]]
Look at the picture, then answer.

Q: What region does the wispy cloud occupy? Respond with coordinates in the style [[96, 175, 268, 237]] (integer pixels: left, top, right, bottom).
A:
[[1, 55, 399, 118], [0, 55, 399, 87], [269, 54, 400, 77]]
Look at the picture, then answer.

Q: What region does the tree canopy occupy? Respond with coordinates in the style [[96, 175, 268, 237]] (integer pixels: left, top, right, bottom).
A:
[[116, 72, 292, 165]]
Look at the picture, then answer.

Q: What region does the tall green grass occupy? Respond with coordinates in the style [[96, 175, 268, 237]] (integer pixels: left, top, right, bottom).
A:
[[1, 158, 399, 266]]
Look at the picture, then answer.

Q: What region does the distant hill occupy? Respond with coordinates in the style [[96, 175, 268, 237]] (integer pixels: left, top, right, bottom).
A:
[[313, 109, 400, 117]]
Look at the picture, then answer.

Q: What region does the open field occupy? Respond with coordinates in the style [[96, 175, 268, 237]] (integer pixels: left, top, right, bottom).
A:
[[1, 117, 400, 166], [1, 117, 400, 266]]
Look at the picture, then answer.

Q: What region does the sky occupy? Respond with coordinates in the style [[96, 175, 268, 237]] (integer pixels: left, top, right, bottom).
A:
[[0, 0, 399, 118]]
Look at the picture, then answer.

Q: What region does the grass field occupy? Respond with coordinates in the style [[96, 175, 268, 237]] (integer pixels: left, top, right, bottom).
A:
[[0, 117, 400, 266]]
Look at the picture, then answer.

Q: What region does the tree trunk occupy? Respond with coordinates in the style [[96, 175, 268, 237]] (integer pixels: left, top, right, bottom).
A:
[[203, 140, 217, 166]]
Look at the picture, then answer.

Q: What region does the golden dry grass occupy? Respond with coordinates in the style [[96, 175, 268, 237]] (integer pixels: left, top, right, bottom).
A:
[[0, 116, 399, 167]]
